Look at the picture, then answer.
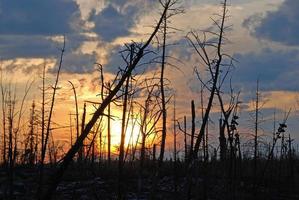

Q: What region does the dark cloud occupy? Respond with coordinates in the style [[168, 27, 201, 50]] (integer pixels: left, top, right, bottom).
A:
[[90, 5, 134, 42], [0, 33, 93, 60], [90, 0, 155, 42], [233, 48, 299, 91], [57, 52, 97, 74], [0, 34, 98, 74], [0, 0, 99, 75], [0, 0, 80, 35], [0, 35, 59, 59], [245, 0, 299, 45]]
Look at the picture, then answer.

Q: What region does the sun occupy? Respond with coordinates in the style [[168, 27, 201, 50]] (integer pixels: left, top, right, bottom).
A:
[[93, 106, 158, 157], [94, 109, 143, 155], [110, 116, 142, 150]]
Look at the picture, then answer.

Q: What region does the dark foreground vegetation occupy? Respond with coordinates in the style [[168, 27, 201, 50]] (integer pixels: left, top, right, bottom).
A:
[[0, 158, 299, 200]]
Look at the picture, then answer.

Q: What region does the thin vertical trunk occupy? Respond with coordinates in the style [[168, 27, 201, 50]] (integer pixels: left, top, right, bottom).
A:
[[29, 101, 36, 166], [79, 103, 86, 162], [118, 77, 130, 199], [34, 120, 38, 165], [85, 123, 100, 163], [159, 11, 167, 165], [7, 88, 17, 199], [280, 133, 285, 159], [132, 130, 140, 162], [219, 117, 227, 161], [91, 137, 95, 165], [41, 64, 46, 163], [48, 140, 53, 165], [2, 96, 6, 165], [254, 79, 259, 185], [273, 110, 276, 147], [184, 116, 187, 162], [123, 93, 133, 162], [69, 113, 73, 148], [191, 100, 195, 156], [118, 44, 134, 199], [173, 97, 177, 162], [8, 92, 14, 199], [125, 108, 137, 161], [99, 128, 103, 162], [138, 117, 147, 198], [200, 84, 206, 161], [173, 96, 177, 194], [205, 120, 209, 161], [191, 0, 227, 161], [41, 39, 65, 165], [51, 132, 57, 165], [68, 81, 79, 157], [107, 83, 111, 165], [153, 144, 156, 161], [39, 39, 65, 198], [1, 69, 7, 165]]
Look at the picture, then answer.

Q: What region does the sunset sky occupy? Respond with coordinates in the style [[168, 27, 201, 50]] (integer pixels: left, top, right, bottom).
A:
[[1, 0, 299, 155]]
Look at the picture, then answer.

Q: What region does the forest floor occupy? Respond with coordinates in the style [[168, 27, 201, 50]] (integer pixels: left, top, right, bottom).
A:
[[0, 160, 299, 200]]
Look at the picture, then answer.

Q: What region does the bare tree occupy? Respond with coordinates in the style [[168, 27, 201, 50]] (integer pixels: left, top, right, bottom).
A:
[[216, 85, 237, 161], [183, 1, 232, 198], [191, 100, 195, 156], [4, 80, 33, 199], [106, 82, 112, 164], [137, 79, 162, 198], [0, 67, 7, 165], [68, 81, 79, 151], [117, 44, 134, 199], [186, 0, 231, 161], [38, 37, 65, 198], [24, 101, 37, 166], [41, 4, 170, 198], [254, 79, 259, 184], [158, 0, 168, 166], [40, 63, 46, 165], [158, 0, 183, 165]]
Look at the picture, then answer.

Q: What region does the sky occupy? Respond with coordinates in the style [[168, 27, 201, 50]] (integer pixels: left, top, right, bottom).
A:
[[1, 0, 299, 156]]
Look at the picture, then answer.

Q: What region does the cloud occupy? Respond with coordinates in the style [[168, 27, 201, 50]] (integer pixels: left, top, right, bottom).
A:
[[0, 34, 98, 74], [0, 35, 59, 59], [0, 0, 159, 75], [89, 0, 156, 42], [90, 5, 134, 42], [0, 0, 80, 35], [56, 52, 97, 74], [1, 58, 53, 75], [0, 0, 100, 75], [0, 33, 96, 59], [245, 0, 299, 46], [233, 48, 299, 91]]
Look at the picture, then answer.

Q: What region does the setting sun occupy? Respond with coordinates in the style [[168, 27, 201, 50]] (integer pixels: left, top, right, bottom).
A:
[[94, 108, 157, 156], [110, 113, 142, 152]]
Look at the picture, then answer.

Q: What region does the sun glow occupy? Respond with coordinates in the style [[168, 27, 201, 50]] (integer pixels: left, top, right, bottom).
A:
[[110, 116, 142, 151], [96, 108, 157, 155]]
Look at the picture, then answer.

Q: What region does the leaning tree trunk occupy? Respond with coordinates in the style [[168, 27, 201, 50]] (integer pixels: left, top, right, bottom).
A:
[[40, 5, 169, 198], [190, 0, 227, 162]]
